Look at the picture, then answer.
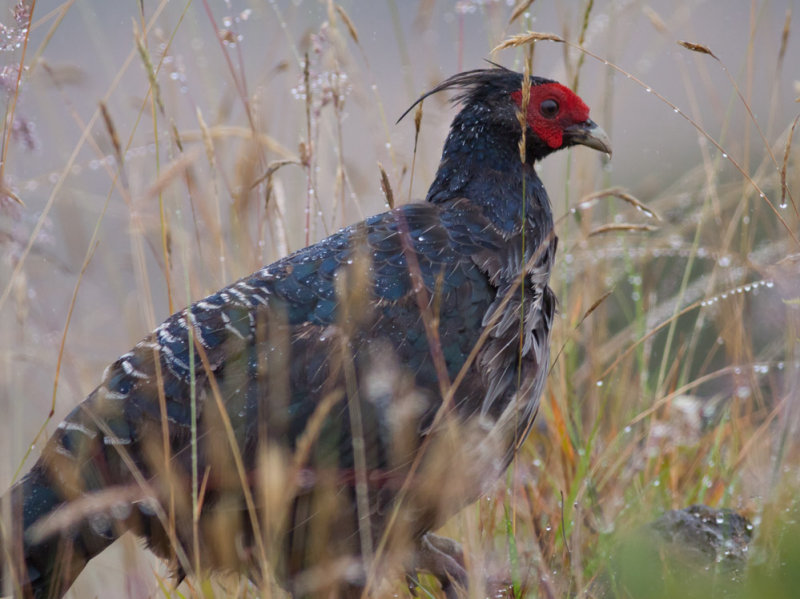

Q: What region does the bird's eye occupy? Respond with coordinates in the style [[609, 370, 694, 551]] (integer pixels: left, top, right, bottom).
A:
[[540, 99, 559, 118]]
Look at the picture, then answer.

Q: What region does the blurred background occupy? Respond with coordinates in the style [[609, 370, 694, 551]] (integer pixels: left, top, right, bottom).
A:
[[1, 0, 799, 597]]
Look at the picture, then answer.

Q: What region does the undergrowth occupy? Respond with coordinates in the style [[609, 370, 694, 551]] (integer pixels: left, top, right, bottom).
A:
[[1, 1, 798, 597]]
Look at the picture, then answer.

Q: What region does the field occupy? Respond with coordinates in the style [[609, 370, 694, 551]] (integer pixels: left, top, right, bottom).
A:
[[1, 0, 798, 597]]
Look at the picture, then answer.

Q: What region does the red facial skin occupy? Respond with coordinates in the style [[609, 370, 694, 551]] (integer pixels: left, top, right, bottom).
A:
[[511, 83, 591, 149]]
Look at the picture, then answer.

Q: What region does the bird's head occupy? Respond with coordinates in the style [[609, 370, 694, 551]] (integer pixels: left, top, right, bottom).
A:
[[510, 80, 611, 155], [399, 66, 611, 161]]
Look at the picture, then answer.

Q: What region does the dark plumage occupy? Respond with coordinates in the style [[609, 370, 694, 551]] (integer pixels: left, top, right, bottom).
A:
[[1, 66, 610, 598]]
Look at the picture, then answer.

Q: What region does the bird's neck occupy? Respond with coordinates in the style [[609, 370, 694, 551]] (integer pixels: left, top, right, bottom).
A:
[[425, 111, 553, 236]]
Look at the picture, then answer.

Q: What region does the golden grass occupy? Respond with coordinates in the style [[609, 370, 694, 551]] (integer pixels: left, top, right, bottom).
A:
[[1, 1, 798, 598]]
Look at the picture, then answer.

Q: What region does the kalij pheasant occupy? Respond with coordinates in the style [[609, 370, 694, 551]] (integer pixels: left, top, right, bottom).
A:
[[1, 67, 610, 598]]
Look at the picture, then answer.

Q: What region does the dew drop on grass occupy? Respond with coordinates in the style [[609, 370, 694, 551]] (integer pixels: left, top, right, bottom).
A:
[[722, 153, 728, 158], [645, 87, 651, 92], [596, 380, 603, 387]]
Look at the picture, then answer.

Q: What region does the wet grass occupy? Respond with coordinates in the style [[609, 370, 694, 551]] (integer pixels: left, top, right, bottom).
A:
[[1, 1, 799, 597]]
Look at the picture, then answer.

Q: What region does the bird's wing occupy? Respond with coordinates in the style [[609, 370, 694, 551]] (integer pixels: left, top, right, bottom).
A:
[[42, 200, 505, 479]]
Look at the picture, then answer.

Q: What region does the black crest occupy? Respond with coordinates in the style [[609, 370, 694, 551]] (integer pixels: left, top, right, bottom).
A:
[[397, 64, 555, 123]]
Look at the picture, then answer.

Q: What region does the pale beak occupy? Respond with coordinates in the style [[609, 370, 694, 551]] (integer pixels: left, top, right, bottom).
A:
[[564, 119, 612, 156]]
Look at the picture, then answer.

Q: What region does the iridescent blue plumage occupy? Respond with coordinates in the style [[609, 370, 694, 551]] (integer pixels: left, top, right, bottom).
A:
[[2, 66, 610, 599]]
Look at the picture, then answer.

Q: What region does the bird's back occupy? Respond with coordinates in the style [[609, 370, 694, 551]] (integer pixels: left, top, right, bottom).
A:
[[2, 66, 613, 598], [4, 196, 553, 597]]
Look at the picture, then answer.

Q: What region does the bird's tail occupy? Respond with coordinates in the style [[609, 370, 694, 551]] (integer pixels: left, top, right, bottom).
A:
[[1, 394, 141, 598], [2, 467, 118, 598]]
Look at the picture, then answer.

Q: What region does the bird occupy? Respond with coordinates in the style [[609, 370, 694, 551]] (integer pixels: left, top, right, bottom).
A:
[[1, 66, 610, 598]]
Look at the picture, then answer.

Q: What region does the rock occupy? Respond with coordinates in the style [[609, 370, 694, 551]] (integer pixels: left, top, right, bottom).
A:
[[603, 504, 752, 599]]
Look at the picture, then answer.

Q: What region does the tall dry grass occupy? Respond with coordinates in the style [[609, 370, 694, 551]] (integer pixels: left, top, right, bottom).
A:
[[1, 0, 798, 597]]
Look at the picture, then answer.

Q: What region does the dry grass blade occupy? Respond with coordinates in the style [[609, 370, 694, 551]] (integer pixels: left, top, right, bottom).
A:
[[291, 390, 344, 473], [28, 485, 152, 543], [518, 56, 532, 163], [98, 101, 123, 167], [571, 0, 594, 90], [414, 102, 423, 132], [615, 191, 658, 219], [508, 0, 535, 25], [642, 6, 667, 33], [189, 327, 269, 568], [180, 126, 294, 158], [335, 3, 359, 44], [578, 289, 613, 326], [579, 187, 660, 220], [250, 159, 302, 190], [588, 223, 658, 237], [195, 107, 215, 169], [133, 20, 165, 115], [144, 147, 203, 200], [492, 31, 564, 53], [677, 40, 718, 60], [550, 288, 615, 368], [781, 114, 799, 208], [170, 119, 183, 152], [407, 102, 424, 203], [1, 183, 24, 206], [379, 162, 395, 209], [778, 8, 791, 67]]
